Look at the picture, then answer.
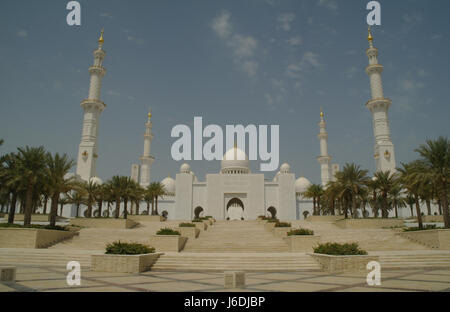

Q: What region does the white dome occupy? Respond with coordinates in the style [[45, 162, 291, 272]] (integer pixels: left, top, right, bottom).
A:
[[221, 147, 250, 174], [295, 177, 312, 194], [280, 163, 291, 173], [180, 163, 191, 173], [161, 176, 175, 196], [89, 177, 103, 186]]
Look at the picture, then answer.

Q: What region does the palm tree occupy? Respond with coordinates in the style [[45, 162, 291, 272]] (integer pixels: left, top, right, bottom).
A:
[[15, 146, 48, 226], [0, 153, 21, 224], [373, 171, 398, 218], [389, 185, 407, 219], [398, 161, 424, 229], [414, 137, 450, 228], [67, 191, 84, 218], [303, 184, 323, 216], [120, 177, 136, 219], [406, 194, 415, 218], [130, 184, 144, 216], [77, 180, 99, 218], [144, 186, 155, 215], [46, 152, 76, 227], [335, 163, 369, 219], [150, 182, 166, 216], [108, 176, 123, 219]]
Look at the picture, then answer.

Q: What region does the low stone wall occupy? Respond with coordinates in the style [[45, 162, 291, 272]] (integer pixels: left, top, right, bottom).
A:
[[69, 218, 139, 229], [128, 215, 165, 222], [398, 229, 450, 249], [91, 253, 163, 273], [151, 235, 188, 252], [309, 253, 380, 273], [334, 218, 403, 229], [283, 236, 321, 252], [264, 222, 276, 232], [193, 222, 207, 231], [0, 228, 78, 248], [176, 227, 200, 239], [4, 214, 66, 222], [421, 215, 444, 223], [306, 216, 344, 222], [272, 227, 291, 238]]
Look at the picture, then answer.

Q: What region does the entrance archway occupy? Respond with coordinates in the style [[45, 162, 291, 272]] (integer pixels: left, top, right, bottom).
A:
[[194, 206, 204, 219], [226, 198, 244, 221]]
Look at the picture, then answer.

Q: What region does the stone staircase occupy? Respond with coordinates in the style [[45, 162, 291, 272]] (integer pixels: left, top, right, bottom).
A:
[[183, 220, 290, 253], [0, 248, 97, 268], [375, 251, 450, 270], [152, 252, 321, 272]]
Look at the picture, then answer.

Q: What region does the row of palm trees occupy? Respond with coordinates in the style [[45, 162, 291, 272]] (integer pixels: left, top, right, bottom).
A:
[[303, 137, 449, 229], [0, 144, 167, 227]]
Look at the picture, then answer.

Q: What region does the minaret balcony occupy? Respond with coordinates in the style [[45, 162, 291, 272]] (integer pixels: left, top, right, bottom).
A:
[[89, 66, 106, 76], [366, 98, 391, 112], [317, 133, 328, 140], [317, 156, 331, 164], [81, 99, 106, 111], [365, 64, 383, 75]]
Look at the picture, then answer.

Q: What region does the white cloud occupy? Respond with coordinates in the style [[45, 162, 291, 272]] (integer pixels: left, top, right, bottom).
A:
[[230, 34, 257, 58], [241, 60, 259, 77], [212, 12, 232, 39], [18, 30, 28, 37], [286, 36, 302, 46], [278, 13, 295, 31], [317, 0, 338, 12]]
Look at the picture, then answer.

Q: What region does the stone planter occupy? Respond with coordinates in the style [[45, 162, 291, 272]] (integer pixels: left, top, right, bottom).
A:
[[309, 253, 380, 273], [4, 214, 66, 222], [398, 229, 450, 249], [283, 235, 321, 252], [176, 227, 200, 239], [272, 227, 291, 238], [69, 218, 139, 229], [0, 228, 79, 248], [421, 215, 444, 223], [306, 216, 344, 222], [151, 235, 188, 252], [193, 222, 207, 231], [91, 253, 163, 273], [264, 222, 276, 232], [334, 218, 403, 229]]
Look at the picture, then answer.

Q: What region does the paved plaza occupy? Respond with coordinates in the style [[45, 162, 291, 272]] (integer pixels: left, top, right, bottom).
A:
[[1, 266, 449, 292]]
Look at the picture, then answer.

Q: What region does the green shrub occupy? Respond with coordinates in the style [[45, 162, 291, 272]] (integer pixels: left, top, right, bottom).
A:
[[179, 223, 196, 228], [156, 228, 181, 235], [204, 216, 213, 219], [314, 242, 368, 256], [257, 215, 267, 220], [267, 218, 279, 223], [275, 222, 291, 228], [287, 228, 314, 236], [0, 223, 69, 231], [192, 218, 203, 223], [105, 241, 154, 255], [199, 217, 210, 221], [403, 224, 443, 232]]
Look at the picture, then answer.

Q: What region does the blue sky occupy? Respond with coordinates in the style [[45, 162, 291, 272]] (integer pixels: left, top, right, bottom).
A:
[[0, 0, 449, 184]]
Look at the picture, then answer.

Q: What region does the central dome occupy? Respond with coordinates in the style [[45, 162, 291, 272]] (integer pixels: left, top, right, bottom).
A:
[[221, 147, 250, 174]]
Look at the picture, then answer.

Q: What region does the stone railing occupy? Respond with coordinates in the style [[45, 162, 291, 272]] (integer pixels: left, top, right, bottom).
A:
[[69, 218, 139, 229], [398, 229, 450, 250], [0, 228, 78, 248]]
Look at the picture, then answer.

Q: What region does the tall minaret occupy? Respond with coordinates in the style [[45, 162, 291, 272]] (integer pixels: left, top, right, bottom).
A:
[[76, 30, 107, 181], [317, 108, 332, 187], [365, 27, 396, 173], [139, 111, 155, 188]]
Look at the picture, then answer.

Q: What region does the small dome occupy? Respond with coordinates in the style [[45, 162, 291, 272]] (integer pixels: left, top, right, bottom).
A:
[[295, 177, 312, 194], [280, 163, 291, 173], [180, 163, 191, 173], [161, 176, 175, 196], [221, 147, 250, 174], [90, 177, 103, 186]]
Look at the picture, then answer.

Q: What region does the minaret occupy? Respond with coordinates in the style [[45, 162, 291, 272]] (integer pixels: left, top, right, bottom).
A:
[[317, 108, 332, 187], [139, 111, 155, 188], [365, 27, 396, 173], [76, 30, 107, 181]]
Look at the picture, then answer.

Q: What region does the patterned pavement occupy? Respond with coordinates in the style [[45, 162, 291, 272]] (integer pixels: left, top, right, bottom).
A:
[[1, 266, 450, 292]]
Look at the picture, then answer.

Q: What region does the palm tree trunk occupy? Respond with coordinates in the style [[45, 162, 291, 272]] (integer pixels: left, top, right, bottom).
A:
[[115, 198, 120, 219], [49, 194, 59, 227], [98, 200, 103, 218], [438, 181, 449, 229], [155, 197, 159, 215], [151, 198, 155, 215], [8, 193, 18, 224], [352, 196, 358, 219], [60, 202, 64, 216], [124, 199, 128, 219], [437, 199, 442, 215], [43, 195, 48, 215], [76, 204, 80, 218], [425, 200, 431, 216], [23, 184, 34, 226], [414, 194, 423, 229], [394, 204, 398, 219], [147, 201, 150, 215], [135, 201, 140, 216], [312, 198, 316, 216]]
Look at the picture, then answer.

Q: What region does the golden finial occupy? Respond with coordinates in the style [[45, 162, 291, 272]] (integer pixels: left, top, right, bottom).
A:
[[367, 26, 373, 42], [320, 107, 324, 118], [98, 29, 105, 44], [147, 112, 152, 121]]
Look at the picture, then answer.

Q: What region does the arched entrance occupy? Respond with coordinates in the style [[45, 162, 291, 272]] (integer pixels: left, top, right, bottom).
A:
[[194, 206, 204, 219], [226, 198, 244, 221], [267, 206, 277, 219]]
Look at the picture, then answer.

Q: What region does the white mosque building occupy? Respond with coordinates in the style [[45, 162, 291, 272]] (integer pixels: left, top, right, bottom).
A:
[[63, 28, 439, 220]]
